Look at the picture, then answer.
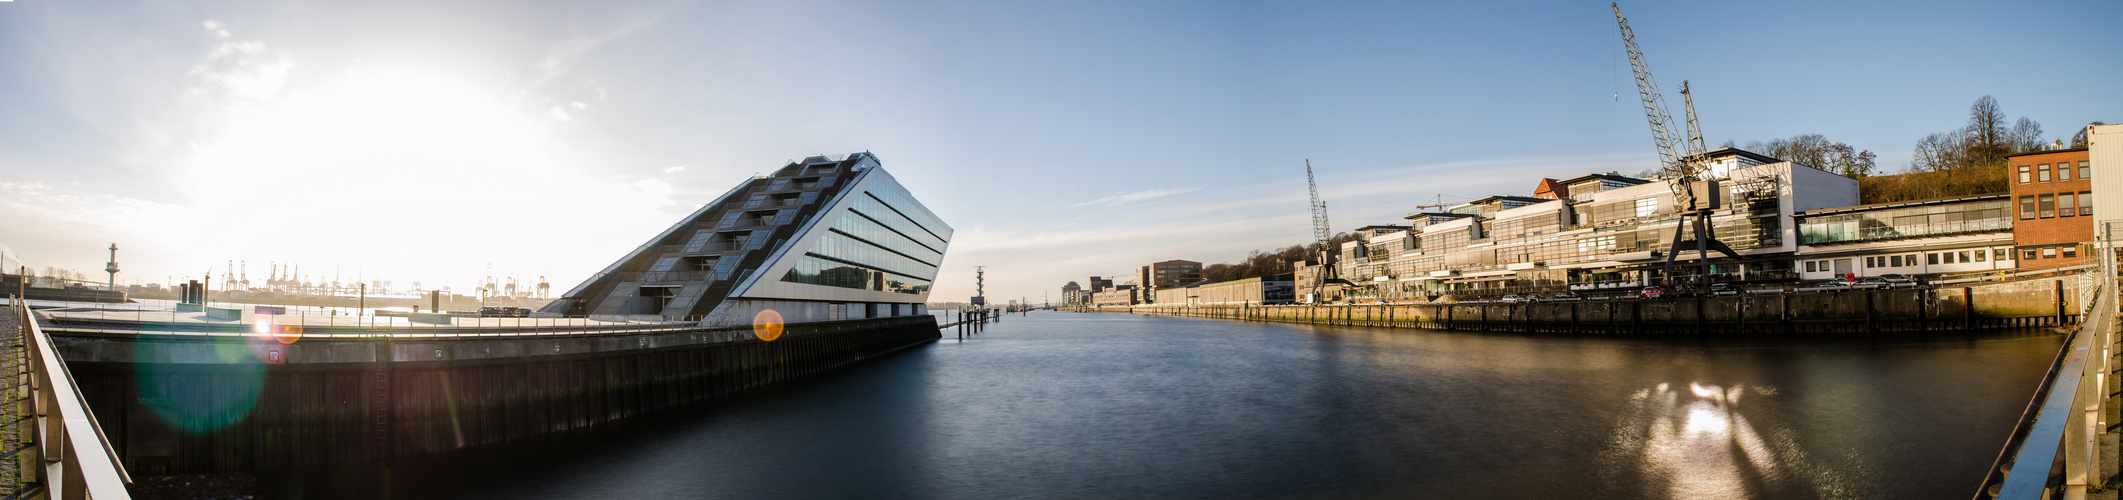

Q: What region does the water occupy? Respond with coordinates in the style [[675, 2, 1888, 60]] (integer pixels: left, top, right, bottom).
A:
[[267, 312, 2062, 499]]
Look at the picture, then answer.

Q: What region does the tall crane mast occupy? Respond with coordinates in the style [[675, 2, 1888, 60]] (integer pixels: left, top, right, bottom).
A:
[[1613, 3, 1737, 287], [1680, 80, 1707, 156], [1305, 160, 1343, 302]]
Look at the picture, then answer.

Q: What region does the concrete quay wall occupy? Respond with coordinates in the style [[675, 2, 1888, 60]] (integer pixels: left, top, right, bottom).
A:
[[46, 316, 940, 474], [1095, 277, 2085, 335]]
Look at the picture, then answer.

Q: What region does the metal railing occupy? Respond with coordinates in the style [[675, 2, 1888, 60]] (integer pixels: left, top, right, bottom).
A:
[[1987, 274, 2107, 499], [8, 300, 132, 499]]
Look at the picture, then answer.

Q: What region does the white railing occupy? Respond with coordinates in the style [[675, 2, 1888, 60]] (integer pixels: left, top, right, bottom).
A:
[[10, 300, 132, 499]]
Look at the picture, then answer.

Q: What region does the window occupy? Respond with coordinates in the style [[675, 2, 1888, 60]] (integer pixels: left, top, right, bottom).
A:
[[2081, 192, 2094, 216], [2020, 196, 2037, 219], [1927, 253, 1939, 265], [1805, 261, 1816, 272], [2081, 161, 2092, 180], [1890, 255, 1903, 267], [2024, 249, 2039, 260], [2061, 194, 2077, 217], [1909, 254, 1918, 265], [1635, 198, 1658, 218], [2043, 248, 2057, 259], [2039, 164, 2051, 182], [1995, 248, 2010, 261], [2063, 246, 2079, 258], [2060, 164, 2073, 181], [1958, 251, 1970, 263], [1975, 249, 1987, 262], [2020, 165, 2032, 184], [2040, 194, 2056, 218]]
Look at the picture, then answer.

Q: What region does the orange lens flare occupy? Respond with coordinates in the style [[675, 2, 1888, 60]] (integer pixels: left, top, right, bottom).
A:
[[274, 324, 303, 345], [753, 309, 784, 341]]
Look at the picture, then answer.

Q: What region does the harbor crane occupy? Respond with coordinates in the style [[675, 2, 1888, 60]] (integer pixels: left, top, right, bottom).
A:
[[1305, 160, 1350, 302], [1612, 2, 1738, 287]]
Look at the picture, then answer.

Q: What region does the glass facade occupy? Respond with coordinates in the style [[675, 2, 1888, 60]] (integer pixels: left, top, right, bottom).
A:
[[1798, 199, 2011, 244], [781, 255, 932, 294], [779, 181, 951, 295]]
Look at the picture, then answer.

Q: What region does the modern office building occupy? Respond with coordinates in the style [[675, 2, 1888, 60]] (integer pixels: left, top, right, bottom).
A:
[[544, 152, 952, 324], [1135, 259, 1205, 303], [2009, 147, 2095, 270], [1793, 194, 2016, 280], [1327, 148, 1859, 300]]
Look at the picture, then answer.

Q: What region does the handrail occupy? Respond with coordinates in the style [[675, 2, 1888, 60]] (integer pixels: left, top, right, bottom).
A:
[[1993, 280, 2104, 499], [12, 300, 132, 499]]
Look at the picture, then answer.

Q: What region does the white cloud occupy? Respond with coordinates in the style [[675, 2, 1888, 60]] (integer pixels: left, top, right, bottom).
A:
[[662, 165, 687, 174], [1068, 187, 1198, 208], [549, 106, 573, 121], [188, 21, 293, 107], [532, 20, 655, 88]]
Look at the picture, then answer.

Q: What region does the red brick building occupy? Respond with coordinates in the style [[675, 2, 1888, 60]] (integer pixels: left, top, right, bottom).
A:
[[2010, 148, 2093, 270]]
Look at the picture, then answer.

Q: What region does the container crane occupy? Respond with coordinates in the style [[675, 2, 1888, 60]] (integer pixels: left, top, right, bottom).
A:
[[1612, 2, 1738, 287]]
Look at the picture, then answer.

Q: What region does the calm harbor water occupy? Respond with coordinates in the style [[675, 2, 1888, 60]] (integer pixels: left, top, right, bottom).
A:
[[268, 312, 2061, 499]]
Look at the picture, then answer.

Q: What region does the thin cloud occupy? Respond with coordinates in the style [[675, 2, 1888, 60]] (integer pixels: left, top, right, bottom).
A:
[[662, 165, 687, 174], [1068, 187, 1199, 208]]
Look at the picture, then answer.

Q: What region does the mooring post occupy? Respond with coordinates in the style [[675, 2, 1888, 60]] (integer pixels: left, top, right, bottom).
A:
[[1865, 291, 1876, 333], [2055, 279, 2066, 325], [1962, 287, 1974, 330]]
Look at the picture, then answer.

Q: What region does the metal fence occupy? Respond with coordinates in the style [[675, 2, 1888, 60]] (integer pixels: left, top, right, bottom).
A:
[[8, 299, 132, 499]]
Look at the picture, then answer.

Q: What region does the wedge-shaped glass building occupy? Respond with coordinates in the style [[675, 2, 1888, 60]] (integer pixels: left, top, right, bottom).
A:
[[544, 152, 951, 324]]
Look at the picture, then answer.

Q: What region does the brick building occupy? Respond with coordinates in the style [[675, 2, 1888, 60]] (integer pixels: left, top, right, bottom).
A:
[[2010, 148, 2093, 270]]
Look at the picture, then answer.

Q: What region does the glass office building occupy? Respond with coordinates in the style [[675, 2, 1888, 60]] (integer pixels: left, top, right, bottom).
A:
[[546, 152, 952, 324]]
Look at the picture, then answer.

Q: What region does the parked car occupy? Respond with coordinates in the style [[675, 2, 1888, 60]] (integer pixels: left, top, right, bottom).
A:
[[1853, 277, 1891, 290], [1550, 290, 1582, 301], [1708, 283, 1741, 297], [1499, 294, 1525, 304], [1880, 274, 1918, 289], [478, 306, 532, 318], [1640, 286, 1665, 299], [1799, 279, 1851, 293]]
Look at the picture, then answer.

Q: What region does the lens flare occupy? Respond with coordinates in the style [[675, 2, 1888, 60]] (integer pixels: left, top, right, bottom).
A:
[[753, 309, 784, 341], [274, 324, 303, 345]]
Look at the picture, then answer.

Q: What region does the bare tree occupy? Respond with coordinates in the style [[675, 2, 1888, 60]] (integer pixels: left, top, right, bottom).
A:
[[1964, 95, 2010, 167], [2072, 121, 2107, 148], [2010, 117, 2046, 153], [1741, 133, 1877, 178], [1911, 130, 1969, 172]]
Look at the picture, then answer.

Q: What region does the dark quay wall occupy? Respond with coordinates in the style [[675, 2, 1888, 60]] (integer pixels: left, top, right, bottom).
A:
[[46, 316, 940, 474]]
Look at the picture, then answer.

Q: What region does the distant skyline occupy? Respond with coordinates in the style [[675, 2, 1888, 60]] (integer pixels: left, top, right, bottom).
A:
[[2, 0, 2118, 304]]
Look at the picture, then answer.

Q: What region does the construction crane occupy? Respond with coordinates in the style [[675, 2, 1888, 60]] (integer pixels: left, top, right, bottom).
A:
[[1305, 160, 1347, 302], [1612, 2, 1737, 287]]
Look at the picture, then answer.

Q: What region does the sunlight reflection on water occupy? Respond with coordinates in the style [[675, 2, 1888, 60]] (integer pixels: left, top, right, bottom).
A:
[[1610, 382, 1845, 499]]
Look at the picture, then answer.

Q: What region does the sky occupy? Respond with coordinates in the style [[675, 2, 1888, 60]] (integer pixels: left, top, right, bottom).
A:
[[0, 0, 2118, 305]]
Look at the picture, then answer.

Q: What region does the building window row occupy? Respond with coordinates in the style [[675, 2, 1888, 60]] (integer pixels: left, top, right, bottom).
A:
[[2020, 245, 2081, 261], [1804, 248, 2009, 273], [2019, 161, 2093, 184], [2018, 192, 2093, 219]]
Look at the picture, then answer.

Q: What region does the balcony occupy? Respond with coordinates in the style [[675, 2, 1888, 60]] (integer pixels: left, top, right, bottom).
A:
[[619, 270, 713, 283], [662, 241, 747, 254]]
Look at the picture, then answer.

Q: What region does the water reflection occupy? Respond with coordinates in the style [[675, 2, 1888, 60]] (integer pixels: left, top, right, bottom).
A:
[[1610, 382, 1847, 499]]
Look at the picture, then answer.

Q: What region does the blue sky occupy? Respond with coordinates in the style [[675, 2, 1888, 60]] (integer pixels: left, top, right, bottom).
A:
[[1, 0, 2117, 303]]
